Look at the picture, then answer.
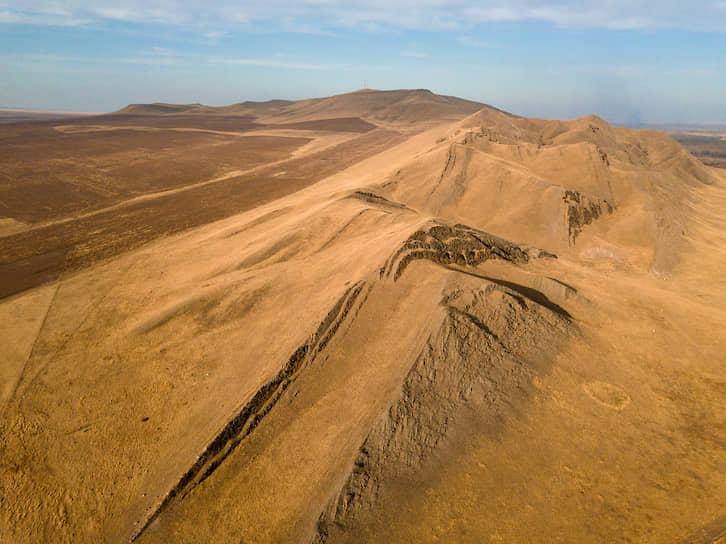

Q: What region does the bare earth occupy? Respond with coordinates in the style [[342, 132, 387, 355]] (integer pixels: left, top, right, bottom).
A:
[[668, 128, 726, 169], [1, 89, 725, 543]]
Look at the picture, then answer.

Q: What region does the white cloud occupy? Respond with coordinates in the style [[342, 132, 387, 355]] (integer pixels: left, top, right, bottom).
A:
[[209, 57, 345, 70], [457, 36, 497, 48], [120, 46, 186, 65], [202, 30, 226, 41], [121, 56, 184, 65], [2, 1, 726, 32], [401, 50, 428, 58], [0, 7, 91, 26], [145, 47, 180, 57], [0, 52, 98, 63]]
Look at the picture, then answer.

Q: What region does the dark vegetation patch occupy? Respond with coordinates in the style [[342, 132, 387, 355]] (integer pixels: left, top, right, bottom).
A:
[[384, 223, 530, 280], [562, 190, 614, 244]]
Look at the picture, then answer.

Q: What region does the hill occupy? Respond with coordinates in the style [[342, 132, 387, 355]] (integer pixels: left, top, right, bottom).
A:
[[115, 103, 211, 115], [116, 89, 488, 128], [0, 108, 97, 122], [1, 90, 726, 543]]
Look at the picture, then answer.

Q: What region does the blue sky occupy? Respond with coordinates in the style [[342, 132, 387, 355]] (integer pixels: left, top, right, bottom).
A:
[[1, 1, 725, 123]]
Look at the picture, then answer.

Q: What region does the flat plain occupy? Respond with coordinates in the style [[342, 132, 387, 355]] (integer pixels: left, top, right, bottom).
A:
[[669, 127, 726, 169], [0, 108, 394, 298]]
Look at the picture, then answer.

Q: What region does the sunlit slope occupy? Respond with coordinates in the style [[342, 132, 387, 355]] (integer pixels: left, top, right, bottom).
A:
[[117, 89, 487, 128], [379, 109, 718, 273], [1, 95, 725, 544]]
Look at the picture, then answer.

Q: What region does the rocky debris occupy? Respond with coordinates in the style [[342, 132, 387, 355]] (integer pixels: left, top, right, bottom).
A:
[[436, 143, 457, 187], [598, 148, 611, 166], [347, 191, 412, 211], [383, 223, 530, 280], [562, 190, 614, 245]]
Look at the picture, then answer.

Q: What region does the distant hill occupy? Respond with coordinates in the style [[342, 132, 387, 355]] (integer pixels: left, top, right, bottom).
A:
[[115, 89, 491, 127], [0, 108, 96, 122], [115, 103, 211, 115]]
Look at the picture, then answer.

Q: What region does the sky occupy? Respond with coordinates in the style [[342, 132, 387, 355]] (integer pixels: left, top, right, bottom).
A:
[[1, 1, 726, 124]]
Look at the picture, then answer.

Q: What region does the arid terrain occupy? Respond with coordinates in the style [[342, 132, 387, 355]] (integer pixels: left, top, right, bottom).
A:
[[0, 109, 98, 123], [668, 127, 726, 169], [1, 89, 725, 543]]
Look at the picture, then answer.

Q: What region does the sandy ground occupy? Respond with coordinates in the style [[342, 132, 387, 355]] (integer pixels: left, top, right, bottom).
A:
[[1, 90, 725, 543]]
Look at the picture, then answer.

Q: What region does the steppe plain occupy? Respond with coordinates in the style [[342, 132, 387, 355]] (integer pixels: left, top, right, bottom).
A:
[[1, 89, 725, 543]]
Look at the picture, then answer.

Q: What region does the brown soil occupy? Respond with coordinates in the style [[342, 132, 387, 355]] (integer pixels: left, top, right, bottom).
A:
[[0, 115, 400, 299], [671, 132, 726, 169], [0, 127, 308, 222]]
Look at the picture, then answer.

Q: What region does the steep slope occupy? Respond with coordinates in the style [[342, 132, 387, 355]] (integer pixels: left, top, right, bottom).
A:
[[313, 274, 574, 544], [2, 93, 726, 544], [377, 109, 718, 273]]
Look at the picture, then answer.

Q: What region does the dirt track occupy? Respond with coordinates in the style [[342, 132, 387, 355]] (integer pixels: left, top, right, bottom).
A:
[[0, 117, 399, 299]]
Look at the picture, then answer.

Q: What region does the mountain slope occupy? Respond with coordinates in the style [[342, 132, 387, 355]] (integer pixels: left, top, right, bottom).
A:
[[1, 92, 726, 543], [115, 89, 488, 128], [378, 108, 717, 273]]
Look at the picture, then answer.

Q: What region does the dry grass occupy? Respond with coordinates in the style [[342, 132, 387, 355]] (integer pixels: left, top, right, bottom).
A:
[[2, 91, 726, 544]]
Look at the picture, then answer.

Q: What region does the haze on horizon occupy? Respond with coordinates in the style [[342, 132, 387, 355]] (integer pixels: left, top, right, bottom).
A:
[[1, 0, 726, 124]]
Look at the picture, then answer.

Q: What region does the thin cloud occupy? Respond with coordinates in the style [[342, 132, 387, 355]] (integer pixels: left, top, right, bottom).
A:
[[0, 52, 98, 63], [2, 1, 726, 32], [202, 30, 227, 41], [144, 47, 180, 57], [457, 36, 497, 48], [120, 56, 185, 65], [209, 57, 345, 70], [0, 8, 91, 26], [279, 17, 339, 36], [401, 50, 428, 58], [120, 46, 187, 65], [1, 50, 190, 67]]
